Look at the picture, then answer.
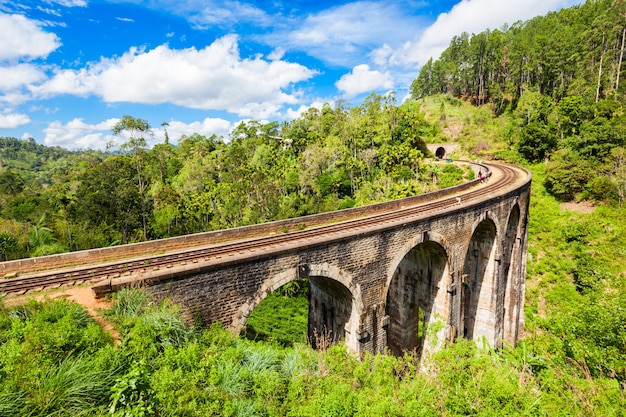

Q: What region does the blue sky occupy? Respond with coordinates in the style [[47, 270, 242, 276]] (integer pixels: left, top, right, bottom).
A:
[[1, 0, 583, 150]]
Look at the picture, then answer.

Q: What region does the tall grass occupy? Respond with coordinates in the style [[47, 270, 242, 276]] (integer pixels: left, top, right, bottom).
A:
[[0, 390, 26, 417], [109, 286, 153, 319], [16, 355, 115, 417], [140, 305, 193, 347]]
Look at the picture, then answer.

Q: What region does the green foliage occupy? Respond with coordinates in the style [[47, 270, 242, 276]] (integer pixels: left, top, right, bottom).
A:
[[524, 162, 626, 396], [543, 149, 593, 201], [572, 252, 610, 293], [1, 90, 471, 258], [0, 231, 19, 261], [517, 121, 557, 162], [110, 286, 154, 319], [437, 163, 465, 188], [24, 355, 115, 417], [0, 169, 24, 195], [113, 295, 193, 358], [110, 360, 157, 417], [73, 155, 146, 244], [245, 280, 308, 346], [2, 281, 626, 416], [0, 299, 116, 416], [558, 95, 587, 137], [515, 91, 554, 125], [411, 1, 626, 107]]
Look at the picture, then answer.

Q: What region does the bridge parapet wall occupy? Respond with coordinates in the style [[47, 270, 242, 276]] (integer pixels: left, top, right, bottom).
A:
[[1, 161, 489, 277]]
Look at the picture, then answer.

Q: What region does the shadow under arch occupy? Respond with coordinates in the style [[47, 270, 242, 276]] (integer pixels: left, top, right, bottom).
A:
[[462, 218, 497, 343], [385, 240, 450, 359], [230, 263, 362, 351], [498, 203, 521, 345]]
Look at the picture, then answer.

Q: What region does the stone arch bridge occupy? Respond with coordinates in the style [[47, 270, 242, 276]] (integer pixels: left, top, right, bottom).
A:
[[1, 161, 530, 359]]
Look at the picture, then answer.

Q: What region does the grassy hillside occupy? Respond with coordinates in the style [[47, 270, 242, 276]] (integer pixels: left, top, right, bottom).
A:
[[414, 94, 520, 160]]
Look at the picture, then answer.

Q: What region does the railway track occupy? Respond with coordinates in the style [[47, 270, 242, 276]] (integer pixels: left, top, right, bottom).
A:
[[0, 162, 524, 296]]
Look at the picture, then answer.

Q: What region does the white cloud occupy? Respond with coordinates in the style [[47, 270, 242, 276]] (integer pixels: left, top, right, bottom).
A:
[[32, 35, 317, 119], [163, 118, 233, 144], [0, 91, 30, 106], [285, 101, 326, 120], [371, 43, 395, 67], [50, 0, 87, 6], [0, 64, 47, 91], [267, 47, 286, 61], [43, 118, 118, 150], [387, 0, 585, 67], [336, 64, 393, 97], [36, 7, 63, 18], [272, 1, 425, 67], [0, 112, 31, 128], [42, 117, 235, 150], [186, 0, 270, 28], [0, 13, 61, 61]]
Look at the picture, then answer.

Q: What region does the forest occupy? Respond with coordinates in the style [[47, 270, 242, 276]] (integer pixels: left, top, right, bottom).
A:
[[1, 0, 626, 415], [0, 99, 460, 260]]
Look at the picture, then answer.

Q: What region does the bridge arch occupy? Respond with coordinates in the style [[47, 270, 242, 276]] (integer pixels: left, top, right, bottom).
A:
[[461, 217, 498, 344], [230, 267, 299, 332], [305, 263, 362, 351], [230, 263, 363, 352], [384, 233, 451, 359], [498, 204, 522, 345], [385, 230, 451, 289]]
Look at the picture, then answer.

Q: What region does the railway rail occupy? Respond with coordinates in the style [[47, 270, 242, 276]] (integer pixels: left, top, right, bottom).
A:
[[0, 162, 525, 296]]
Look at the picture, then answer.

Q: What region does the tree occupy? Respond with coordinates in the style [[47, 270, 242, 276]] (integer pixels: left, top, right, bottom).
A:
[[112, 115, 152, 240], [517, 121, 557, 162], [515, 91, 553, 125], [0, 169, 24, 196], [161, 121, 170, 144], [411, 58, 435, 99], [557, 96, 587, 138], [73, 156, 143, 244], [544, 149, 593, 200], [607, 147, 626, 205], [28, 214, 66, 256]]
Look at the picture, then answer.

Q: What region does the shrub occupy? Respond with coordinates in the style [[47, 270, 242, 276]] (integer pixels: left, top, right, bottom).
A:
[[109, 360, 157, 417], [544, 149, 593, 200]]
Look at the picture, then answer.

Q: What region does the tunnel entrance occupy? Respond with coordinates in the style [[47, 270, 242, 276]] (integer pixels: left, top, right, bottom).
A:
[[435, 147, 446, 159], [386, 241, 449, 358], [462, 219, 497, 342]]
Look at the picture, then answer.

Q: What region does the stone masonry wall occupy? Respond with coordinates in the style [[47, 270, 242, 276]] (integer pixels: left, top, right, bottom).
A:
[[144, 179, 531, 357]]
